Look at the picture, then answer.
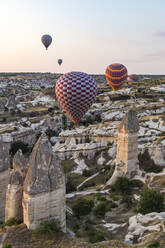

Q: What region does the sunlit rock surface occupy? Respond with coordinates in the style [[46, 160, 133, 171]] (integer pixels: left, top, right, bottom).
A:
[[23, 134, 66, 231]]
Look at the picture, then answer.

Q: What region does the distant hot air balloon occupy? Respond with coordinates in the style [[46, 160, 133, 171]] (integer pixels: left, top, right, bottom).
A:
[[58, 59, 63, 66], [55, 72, 97, 126], [128, 74, 139, 82], [41, 34, 52, 50], [105, 63, 128, 91]]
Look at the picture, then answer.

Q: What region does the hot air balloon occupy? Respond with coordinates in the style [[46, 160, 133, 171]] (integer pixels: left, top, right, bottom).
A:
[[128, 74, 139, 82], [41, 34, 52, 50], [105, 63, 128, 91], [55, 72, 97, 126], [58, 59, 63, 66]]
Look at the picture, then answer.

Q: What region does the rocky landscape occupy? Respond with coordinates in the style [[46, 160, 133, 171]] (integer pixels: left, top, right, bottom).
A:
[[0, 73, 165, 247]]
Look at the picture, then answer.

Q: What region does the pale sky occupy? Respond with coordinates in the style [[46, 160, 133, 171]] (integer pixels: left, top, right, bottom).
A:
[[0, 0, 165, 74]]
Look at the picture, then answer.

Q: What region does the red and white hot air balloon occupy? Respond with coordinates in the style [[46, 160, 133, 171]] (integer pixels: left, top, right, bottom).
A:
[[55, 71, 97, 126]]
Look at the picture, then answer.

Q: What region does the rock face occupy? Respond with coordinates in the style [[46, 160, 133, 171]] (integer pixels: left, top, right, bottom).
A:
[[150, 146, 165, 166], [106, 109, 139, 186], [0, 140, 10, 221], [5, 94, 17, 111], [125, 212, 165, 243], [0, 100, 5, 113], [5, 150, 27, 221], [23, 134, 66, 231]]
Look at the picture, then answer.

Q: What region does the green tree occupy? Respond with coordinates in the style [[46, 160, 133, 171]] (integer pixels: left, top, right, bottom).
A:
[[138, 189, 164, 214], [112, 177, 132, 195], [72, 198, 94, 217], [94, 202, 111, 217]]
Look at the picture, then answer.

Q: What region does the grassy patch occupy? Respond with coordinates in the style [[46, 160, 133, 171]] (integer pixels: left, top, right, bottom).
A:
[[147, 241, 160, 247], [2, 244, 12, 248]]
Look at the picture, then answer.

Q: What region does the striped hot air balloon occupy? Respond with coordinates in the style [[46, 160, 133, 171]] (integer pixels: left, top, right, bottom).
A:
[[55, 72, 97, 126], [105, 63, 128, 91]]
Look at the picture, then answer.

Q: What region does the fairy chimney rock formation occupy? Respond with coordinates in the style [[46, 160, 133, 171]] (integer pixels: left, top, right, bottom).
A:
[[106, 109, 139, 186], [23, 133, 66, 231], [0, 140, 10, 221], [5, 150, 27, 221], [5, 94, 17, 111]]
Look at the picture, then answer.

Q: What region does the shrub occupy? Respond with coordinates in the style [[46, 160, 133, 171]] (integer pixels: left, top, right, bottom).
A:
[[104, 164, 115, 183], [111, 177, 132, 195], [2, 244, 12, 248], [9, 140, 32, 157], [131, 179, 143, 188], [147, 241, 160, 248], [80, 181, 95, 190], [121, 195, 133, 208], [95, 114, 102, 123], [73, 198, 94, 217], [86, 116, 94, 125], [109, 201, 118, 208], [110, 193, 119, 201], [84, 224, 105, 243], [33, 219, 60, 238], [45, 128, 59, 138], [35, 132, 42, 141], [137, 189, 164, 214], [62, 114, 67, 130], [2, 117, 7, 122], [29, 111, 37, 117], [89, 232, 105, 243], [159, 131, 165, 136], [95, 194, 107, 202], [94, 202, 111, 217], [82, 169, 93, 177], [66, 180, 76, 193], [72, 224, 80, 233], [4, 218, 17, 226], [21, 122, 28, 127], [63, 164, 72, 174]]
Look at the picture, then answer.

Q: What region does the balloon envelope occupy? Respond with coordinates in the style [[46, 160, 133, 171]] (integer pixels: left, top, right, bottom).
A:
[[58, 59, 63, 66], [55, 72, 97, 124], [105, 63, 128, 91], [41, 34, 52, 49], [128, 74, 139, 82]]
